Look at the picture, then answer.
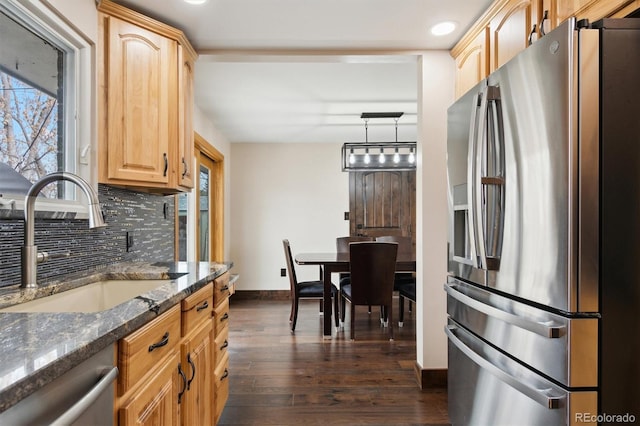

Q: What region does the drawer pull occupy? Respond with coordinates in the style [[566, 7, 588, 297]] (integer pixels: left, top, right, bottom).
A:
[[186, 353, 196, 390], [163, 153, 168, 177], [148, 332, 170, 352], [182, 156, 188, 178], [220, 285, 229, 291], [220, 368, 229, 381], [196, 300, 209, 312], [220, 312, 229, 322], [220, 340, 229, 350], [177, 363, 187, 404]]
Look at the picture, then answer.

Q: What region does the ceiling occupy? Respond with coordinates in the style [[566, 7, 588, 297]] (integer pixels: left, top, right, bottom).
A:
[[113, 0, 492, 143]]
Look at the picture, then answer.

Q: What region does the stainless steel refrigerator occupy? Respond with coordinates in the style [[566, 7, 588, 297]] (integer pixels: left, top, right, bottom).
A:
[[445, 17, 640, 426]]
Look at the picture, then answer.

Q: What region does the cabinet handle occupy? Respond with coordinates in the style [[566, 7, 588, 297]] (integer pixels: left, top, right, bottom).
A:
[[220, 312, 229, 323], [539, 10, 549, 37], [148, 332, 169, 352], [177, 363, 187, 404], [528, 24, 537, 46], [186, 353, 196, 390], [196, 300, 209, 312], [182, 157, 188, 178], [220, 340, 229, 350], [220, 368, 229, 381], [163, 153, 168, 177], [220, 285, 229, 292]]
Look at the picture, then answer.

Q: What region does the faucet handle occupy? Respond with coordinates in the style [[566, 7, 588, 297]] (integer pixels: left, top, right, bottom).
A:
[[37, 251, 71, 264]]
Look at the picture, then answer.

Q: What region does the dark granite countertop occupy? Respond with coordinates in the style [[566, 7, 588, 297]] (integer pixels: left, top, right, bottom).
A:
[[0, 261, 232, 413]]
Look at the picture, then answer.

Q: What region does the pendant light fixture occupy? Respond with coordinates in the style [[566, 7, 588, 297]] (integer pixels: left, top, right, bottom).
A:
[[341, 112, 416, 171]]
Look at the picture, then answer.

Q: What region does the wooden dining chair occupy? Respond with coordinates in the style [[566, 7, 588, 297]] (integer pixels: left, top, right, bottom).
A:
[[282, 239, 339, 332], [397, 281, 416, 327], [336, 236, 375, 319], [340, 242, 398, 340], [336, 236, 374, 285], [376, 235, 416, 311]]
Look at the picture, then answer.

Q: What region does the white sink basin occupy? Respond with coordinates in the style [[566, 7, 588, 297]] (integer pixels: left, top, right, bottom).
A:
[[0, 280, 170, 313]]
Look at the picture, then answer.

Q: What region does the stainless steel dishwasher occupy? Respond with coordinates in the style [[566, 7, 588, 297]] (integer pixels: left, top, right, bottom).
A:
[[0, 344, 117, 426]]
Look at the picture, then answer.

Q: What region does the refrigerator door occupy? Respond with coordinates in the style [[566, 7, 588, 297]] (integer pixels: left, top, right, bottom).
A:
[[447, 320, 597, 426], [446, 278, 598, 388], [447, 79, 488, 287], [447, 17, 599, 313]]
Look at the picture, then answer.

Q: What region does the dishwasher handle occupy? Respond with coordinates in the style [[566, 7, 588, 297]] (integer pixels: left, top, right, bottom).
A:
[[50, 366, 118, 426]]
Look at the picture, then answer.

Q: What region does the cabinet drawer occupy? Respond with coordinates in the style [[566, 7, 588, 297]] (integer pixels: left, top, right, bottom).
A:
[[213, 324, 229, 366], [181, 283, 213, 335], [212, 297, 230, 336], [118, 305, 181, 395], [214, 352, 230, 423], [213, 272, 230, 307]]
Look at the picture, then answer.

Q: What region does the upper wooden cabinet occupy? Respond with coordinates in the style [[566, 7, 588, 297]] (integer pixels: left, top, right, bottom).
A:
[[98, 0, 197, 194], [454, 28, 489, 99], [489, 0, 541, 72], [451, 0, 638, 98]]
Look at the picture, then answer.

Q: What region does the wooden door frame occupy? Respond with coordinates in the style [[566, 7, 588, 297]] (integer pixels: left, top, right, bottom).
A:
[[174, 132, 224, 262], [196, 132, 225, 262]]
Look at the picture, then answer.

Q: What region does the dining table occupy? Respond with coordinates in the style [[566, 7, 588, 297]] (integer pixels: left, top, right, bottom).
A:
[[295, 251, 416, 338]]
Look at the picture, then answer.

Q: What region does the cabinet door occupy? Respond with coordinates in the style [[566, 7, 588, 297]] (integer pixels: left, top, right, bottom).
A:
[[455, 28, 489, 98], [489, 0, 540, 72], [178, 45, 195, 189], [104, 15, 176, 184], [119, 350, 180, 426], [181, 320, 213, 426]]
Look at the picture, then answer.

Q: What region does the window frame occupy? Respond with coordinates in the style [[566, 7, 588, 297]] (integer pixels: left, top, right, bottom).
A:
[[0, 0, 95, 218]]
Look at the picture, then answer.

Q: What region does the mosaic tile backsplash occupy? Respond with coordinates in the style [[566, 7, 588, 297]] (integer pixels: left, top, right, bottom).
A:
[[0, 185, 175, 288]]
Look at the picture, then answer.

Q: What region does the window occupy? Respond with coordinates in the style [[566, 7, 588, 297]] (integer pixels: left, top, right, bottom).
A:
[[0, 0, 92, 212]]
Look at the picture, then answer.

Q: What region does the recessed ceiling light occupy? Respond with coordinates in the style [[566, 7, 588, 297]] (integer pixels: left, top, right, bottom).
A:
[[431, 21, 457, 36], [183, 0, 208, 4]]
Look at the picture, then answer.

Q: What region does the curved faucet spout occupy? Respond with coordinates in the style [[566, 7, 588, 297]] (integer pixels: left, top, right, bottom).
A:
[[22, 172, 106, 288]]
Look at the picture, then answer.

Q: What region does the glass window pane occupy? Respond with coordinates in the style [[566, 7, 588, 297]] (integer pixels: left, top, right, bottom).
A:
[[0, 10, 65, 198], [177, 193, 188, 261], [199, 165, 210, 261]]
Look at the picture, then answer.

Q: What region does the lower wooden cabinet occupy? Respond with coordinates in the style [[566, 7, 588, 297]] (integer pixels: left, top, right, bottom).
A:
[[212, 272, 232, 423], [214, 352, 230, 424], [116, 278, 230, 425], [118, 350, 181, 425], [181, 320, 213, 425]]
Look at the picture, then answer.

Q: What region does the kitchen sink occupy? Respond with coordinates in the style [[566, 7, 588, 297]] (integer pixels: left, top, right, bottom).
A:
[[0, 279, 171, 313]]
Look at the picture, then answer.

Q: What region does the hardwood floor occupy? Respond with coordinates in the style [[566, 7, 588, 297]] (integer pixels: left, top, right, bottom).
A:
[[218, 297, 449, 425]]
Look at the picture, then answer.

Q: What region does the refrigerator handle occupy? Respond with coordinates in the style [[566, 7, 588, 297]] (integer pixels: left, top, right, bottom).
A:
[[444, 282, 566, 338], [445, 325, 564, 409], [473, 85, 490, 269], [466, 90, 482, 269], [482, 86, 505, 271]]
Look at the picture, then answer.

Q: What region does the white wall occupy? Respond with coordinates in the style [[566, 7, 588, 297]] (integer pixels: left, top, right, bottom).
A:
[[416, 52, 455, 370], [229, 142, 349, 290], [46, 0, 97, 40]]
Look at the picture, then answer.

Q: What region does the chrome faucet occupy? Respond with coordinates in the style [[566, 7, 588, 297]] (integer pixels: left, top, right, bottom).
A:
[[21, 172, 106, 288]]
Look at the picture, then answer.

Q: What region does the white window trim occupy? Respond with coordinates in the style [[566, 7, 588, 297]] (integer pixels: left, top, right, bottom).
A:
[[0, 0, 96, 219]]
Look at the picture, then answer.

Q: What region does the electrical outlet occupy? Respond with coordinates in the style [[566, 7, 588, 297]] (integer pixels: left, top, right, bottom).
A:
[[126, 232, 134, 252], [280, 268, 286, 277]]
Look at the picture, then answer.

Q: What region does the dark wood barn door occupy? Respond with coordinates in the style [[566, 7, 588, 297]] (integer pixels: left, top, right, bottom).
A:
[[349, 170, 416, 247]]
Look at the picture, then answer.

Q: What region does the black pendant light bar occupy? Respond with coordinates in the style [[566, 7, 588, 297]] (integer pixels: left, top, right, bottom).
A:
[[360, 112, 404, 119], [342, 112, 416, 171]]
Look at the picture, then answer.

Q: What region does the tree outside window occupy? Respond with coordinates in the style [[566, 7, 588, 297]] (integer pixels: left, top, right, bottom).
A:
[[0, 9, 65, 199]]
